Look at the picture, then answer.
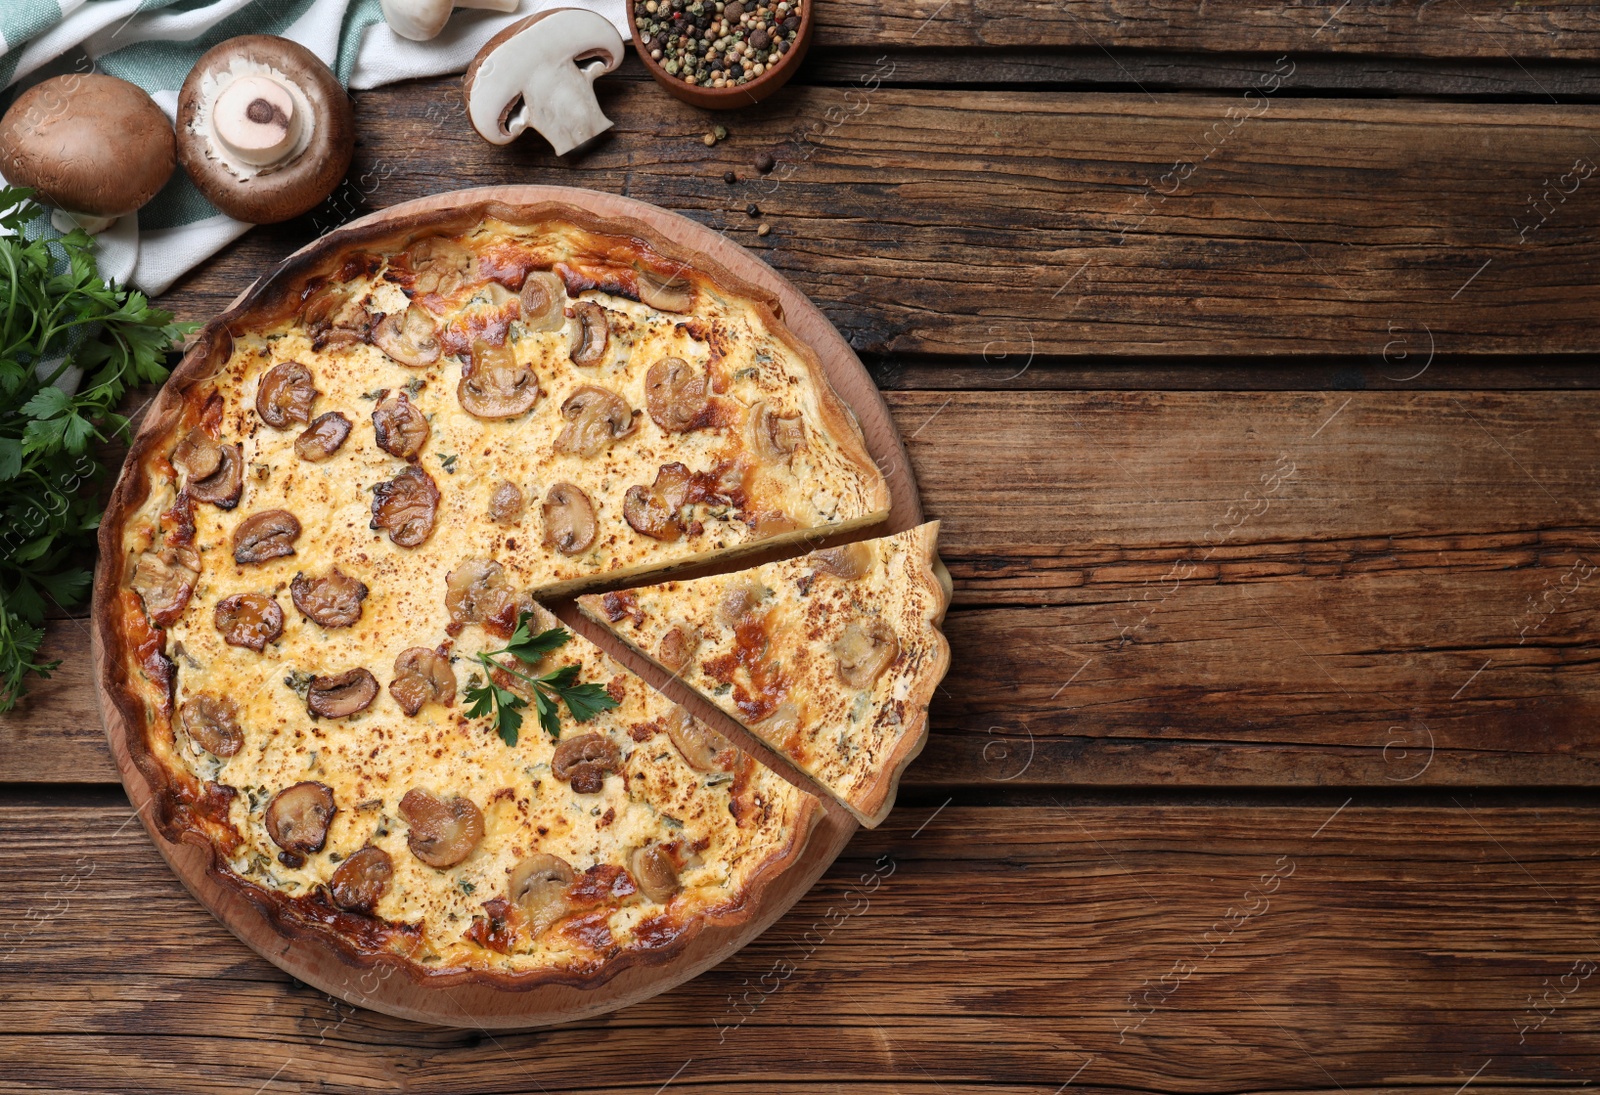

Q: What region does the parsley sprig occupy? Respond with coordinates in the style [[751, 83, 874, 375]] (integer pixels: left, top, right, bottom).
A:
[[0, 187, 194, 710], [464, 613, 620, 745]]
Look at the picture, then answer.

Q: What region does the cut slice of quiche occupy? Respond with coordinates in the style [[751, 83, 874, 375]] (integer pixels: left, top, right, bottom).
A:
[[579, 522, 951, 827]]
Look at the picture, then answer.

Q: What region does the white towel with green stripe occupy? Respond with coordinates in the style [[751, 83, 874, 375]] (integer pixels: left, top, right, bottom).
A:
[[0, 0, 626, 296]]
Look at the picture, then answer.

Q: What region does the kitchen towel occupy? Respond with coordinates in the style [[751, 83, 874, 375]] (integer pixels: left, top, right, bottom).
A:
[[0, 0, 627, 295]]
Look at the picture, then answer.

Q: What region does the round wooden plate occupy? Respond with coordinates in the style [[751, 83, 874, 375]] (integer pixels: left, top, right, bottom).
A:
[[94, 186, 923, 1029]]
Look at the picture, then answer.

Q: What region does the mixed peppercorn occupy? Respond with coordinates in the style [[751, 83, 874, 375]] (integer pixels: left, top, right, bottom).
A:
[[635, 0, 804, 88]]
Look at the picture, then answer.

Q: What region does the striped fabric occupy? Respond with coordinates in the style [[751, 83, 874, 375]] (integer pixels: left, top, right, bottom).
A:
[[0, 0, 626, 294]]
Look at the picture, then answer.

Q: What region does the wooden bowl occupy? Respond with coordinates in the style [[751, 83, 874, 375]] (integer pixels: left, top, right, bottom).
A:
[[628, 0, 813, 111]]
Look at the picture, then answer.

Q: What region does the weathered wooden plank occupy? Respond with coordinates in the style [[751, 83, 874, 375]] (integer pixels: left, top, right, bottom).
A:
[[810, 0, 1600, 61], [1, 800, 1596, 1091], [156, 85, 1600, 358], [8, 390, 1599, 788]]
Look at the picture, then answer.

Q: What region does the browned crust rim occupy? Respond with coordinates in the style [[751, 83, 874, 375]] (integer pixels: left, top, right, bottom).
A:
[[91, 195, 884, 992]]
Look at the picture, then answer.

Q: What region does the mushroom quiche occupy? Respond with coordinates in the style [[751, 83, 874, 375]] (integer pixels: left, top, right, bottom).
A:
[[95, 201, 912, 986], [579, 523, 952, 827]]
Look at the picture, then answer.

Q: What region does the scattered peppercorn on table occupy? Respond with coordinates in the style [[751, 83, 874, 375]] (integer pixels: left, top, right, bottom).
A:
[[5, 2, 1600, 1089]]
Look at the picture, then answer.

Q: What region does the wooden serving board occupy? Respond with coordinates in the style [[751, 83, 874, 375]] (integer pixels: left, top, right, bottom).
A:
[[94, 186, 923, 1029]]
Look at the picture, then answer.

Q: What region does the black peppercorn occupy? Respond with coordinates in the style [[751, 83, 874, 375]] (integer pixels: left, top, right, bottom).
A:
[[746, 202, 761, 217]]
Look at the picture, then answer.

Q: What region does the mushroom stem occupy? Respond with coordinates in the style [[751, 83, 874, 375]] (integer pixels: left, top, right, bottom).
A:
[[383, 0, 520, 42], [49, 210, 117, 235]]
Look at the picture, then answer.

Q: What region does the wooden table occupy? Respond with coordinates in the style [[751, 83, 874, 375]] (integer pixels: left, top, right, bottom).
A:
[[6, 3, 1600, 1089]]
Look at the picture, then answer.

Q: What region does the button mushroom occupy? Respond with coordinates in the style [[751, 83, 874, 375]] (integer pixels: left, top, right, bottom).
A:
[[623, 462, 695, 542], [399, 789, 484, 869], [404, 236, 476, 298], [657, 626, 700, 675], [372, 304, 442, 368], [290, 570, 368, 629], [551, 732, 622, 795], [382, 0, 520, 41], [294, 411, 352, 462], [812, 542, 874, 580], [749, 400, 805, 462], [371, 466, 440, 548], [389, 647, 457, 716], [629, 844, 681, 903], [833, 618, 899, 689], [462, 9, 626, 156], [488, 480, 525, 525], [255, 361, 318, 428], [519, 271, 567, 332], [0, 74, 175, 234], [233, 509, 301, 564], [172, 428, 223, 482], [371, 389, 430, 460], [542, 482, 598, 556], [444, 558, 529, 635], [188, 443, 244, 509], [718, 581, 765, 628], [635, 266, 695, 313], [179, 695, 244, 758], [646, 357, 709, 433], [567, 301, 610, 367], [176, 36, 355, 224], [306, 667, 380, 718], [555, 385, 637, 456], [214, 592, 285, 652], [509, 853, 576, 932], [459, 340, 540, 419], [665, 705, 736, 772], [301, 281, 370, 349], [265, 781, 335, 859], [131, 546, 201, 627], [329, 845, 393, 915]]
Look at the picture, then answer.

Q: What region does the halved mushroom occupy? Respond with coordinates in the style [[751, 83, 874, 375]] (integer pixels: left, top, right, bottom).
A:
[[172, 428, 223, 481], [833, 618, 899, 689], [294, 411, 352, 462], [509, 853, 576, 931], [646, 357, 709, 433], [189, 443, 244, 509], [718, 580, 765, 628], [519, 271, 566, 332], [176, 36, 355, 224], [459, 340, 539, 419], [762, 700, 803, 744], [551, 733, 623, 795], [329, 845, 393, 915], [399, 789, 484, 869], [290, 570, 368, 629], [542, 482, 597, 556], [0, 74, 175, 235], [255, 361, 318, 428], [372, 389, 430, 460], [623, 462, 695, 542], [554, 385, 636, 456], [371, 466, 440, 548], [131, 546, 201, 626], [812, 542, 874, 581], [657, 626, 700, 675], [568, 301, 610, 367], [389, 646, 457, 716], [372, 304, 442, 367], [300, 281, 369, 349], [406, 236, 476, 298], [306, 667, 380, 718], [444, 558, 528, 635], [665, 705, 736, 772], [629, 844, 681, 903], [233, 509, 301, 564], [462, 9, 626, 156], [265, 781, 335, 858], [749, 400, 805, 463], [214, 592, 285, 651], [636, 266, 694, 313], [179, 694, 243, 758], [488, 481, 525, 525]]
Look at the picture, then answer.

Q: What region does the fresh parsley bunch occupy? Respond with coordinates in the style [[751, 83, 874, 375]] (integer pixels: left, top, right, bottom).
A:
[[465, 613, 621, 745], [0, 187, 194, 710]]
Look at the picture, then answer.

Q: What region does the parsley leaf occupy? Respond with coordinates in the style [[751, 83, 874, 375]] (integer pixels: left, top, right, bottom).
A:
[[461, 613, 620, 745]]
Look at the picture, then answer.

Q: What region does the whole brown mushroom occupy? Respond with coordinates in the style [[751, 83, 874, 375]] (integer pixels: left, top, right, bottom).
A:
[[176, 36, 354, 223], [0, 74, 176, 234]]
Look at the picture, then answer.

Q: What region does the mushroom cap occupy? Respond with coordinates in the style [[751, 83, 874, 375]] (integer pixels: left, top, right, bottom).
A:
[[0, 74, 176, 218], [176, 35, 355, 224]]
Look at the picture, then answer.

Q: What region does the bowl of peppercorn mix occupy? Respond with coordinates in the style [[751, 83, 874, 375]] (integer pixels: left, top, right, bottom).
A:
[[630, 0, 811, 109]]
